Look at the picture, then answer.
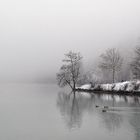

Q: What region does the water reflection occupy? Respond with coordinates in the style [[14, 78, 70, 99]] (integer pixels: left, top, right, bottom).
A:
[[57, 92, 95, 129], [57, 91, 140, 137], [130, 108, 140, 140], [100, 111, 123, 131], [98, 94, 140, 107]]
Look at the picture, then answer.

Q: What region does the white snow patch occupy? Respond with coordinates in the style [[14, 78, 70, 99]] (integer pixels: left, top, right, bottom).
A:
[[101, 84, 114, 91], [80, 84, 91, 90], [79, 80, 140, 93]]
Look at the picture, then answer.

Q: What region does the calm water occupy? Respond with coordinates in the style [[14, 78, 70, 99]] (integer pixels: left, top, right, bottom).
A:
[[0, 84, 140, 140]]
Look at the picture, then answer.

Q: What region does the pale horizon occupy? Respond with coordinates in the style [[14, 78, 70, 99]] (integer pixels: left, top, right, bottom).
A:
[[0, 0, 140, 82]]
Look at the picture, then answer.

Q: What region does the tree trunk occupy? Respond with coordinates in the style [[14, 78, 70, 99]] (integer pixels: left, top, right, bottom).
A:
[[73, 82, 76, 91], [113, 69, 115, 83]]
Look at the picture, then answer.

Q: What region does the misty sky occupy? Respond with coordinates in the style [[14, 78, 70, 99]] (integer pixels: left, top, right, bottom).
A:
[[0, 0, 140, 82]]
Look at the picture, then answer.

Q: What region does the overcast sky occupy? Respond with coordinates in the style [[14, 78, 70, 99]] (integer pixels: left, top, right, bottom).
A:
[[0, 0, 140, 82]]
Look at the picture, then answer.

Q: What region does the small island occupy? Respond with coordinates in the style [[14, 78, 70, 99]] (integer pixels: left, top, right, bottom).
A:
[[57, 48, 140, 96], [76, 80, 140, 96]]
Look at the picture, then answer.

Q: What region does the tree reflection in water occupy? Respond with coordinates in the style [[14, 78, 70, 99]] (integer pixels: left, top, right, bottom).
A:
[[57, 91, 140, 137], [56, 91, 95, 129], [100, 95, 140, 134], [100, 111, 123, 132], [130, 113, 140, 140], [130, 97, 140, 140]]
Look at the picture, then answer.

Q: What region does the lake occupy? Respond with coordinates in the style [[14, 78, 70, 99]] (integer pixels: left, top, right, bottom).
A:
[[0, 84, 139, 140]]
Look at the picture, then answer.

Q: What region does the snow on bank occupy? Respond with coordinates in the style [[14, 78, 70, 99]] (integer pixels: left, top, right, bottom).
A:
[[77, 81, 140, 93], [80, 84, 91, 90]]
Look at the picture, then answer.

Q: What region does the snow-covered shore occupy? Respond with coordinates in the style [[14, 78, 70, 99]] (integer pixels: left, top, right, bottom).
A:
[[76, 81, 140, 94]]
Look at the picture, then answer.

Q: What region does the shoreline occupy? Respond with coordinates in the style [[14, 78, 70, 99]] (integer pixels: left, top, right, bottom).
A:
[[75, 88, 140, 96]]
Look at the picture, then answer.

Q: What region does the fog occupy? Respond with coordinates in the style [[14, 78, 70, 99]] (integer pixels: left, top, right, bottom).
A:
[[0, 0, 140, 82]]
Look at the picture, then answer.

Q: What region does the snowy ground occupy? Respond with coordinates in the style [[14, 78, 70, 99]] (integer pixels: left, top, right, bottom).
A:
[[77, 81, 140, 93]]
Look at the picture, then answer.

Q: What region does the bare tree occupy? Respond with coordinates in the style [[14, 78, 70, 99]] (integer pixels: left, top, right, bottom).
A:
[[131, 47, 140, 79], [57, 51, 82, 90], [99, 48, 123, 83]]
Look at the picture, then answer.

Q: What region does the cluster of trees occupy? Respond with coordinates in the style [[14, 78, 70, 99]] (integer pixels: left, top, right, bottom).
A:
[[131, 47, 140, 79], [99, 48, 123, 83], [56, 47, 140, 90]]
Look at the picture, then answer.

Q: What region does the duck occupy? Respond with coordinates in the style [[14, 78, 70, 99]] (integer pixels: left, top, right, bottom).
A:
[[104, 106, 109, 109], [95, 105, 99, 108], [102, 109, 107, 112]]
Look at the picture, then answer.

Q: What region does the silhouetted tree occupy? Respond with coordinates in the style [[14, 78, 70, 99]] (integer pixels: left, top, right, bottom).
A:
[[131, 47, 140, 79], [57, 51, 82, 90], [99, 48, 123, 83]]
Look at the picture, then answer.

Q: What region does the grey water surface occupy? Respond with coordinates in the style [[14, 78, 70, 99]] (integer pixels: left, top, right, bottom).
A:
[[0, 84, 139, 140]]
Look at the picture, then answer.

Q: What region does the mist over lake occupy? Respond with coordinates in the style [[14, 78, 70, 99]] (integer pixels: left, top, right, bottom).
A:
[[0, 0, 140, 82], [0, 84, 138, 140], [0, 0, 140, 139]]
